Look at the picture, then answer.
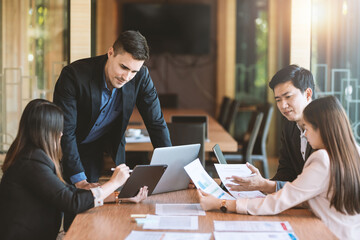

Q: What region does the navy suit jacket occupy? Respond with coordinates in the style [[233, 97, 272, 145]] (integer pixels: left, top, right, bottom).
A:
[[53, 54, 171, 179]]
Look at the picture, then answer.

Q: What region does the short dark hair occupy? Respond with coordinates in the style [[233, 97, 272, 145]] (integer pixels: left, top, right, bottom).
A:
[[269, 64, 315, 94], [113, 30, 149, 60]]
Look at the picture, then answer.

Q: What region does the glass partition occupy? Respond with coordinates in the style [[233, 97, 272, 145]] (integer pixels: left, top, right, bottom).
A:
[[311, 0, 360, 142], [0, 0, 69, 151], [233, 0, 269, 138]]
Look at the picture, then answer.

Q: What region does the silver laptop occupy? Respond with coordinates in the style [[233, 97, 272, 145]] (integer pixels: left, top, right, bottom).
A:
[[151, 144, 200, 194]]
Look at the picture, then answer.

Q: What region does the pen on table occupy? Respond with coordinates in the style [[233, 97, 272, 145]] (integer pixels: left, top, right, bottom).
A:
[[111, 168, 133, 173]]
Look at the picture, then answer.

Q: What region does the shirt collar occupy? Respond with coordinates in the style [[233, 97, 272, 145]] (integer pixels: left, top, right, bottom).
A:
[[296, 123, 306, 138]]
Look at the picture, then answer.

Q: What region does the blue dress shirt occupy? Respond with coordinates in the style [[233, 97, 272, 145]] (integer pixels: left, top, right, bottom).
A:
[[70, 75, 123, 184]]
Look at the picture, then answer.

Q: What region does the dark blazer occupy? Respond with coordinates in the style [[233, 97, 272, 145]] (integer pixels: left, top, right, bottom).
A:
[[271, 117, 314, 184], [53, 54, 171, 179], [0, 148, 94, 240]]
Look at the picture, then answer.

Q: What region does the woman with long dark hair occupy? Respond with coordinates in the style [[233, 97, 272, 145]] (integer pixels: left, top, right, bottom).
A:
[[0, 99, 147, 239], [199, 96, 360, 239]]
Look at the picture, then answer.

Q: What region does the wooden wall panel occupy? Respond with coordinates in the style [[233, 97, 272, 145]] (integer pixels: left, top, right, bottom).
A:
[[70, 0, 91, 62], [216, 0, 236, 116]]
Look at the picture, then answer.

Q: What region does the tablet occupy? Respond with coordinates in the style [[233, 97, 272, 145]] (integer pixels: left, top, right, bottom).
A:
[[117, 164, 168, 198]]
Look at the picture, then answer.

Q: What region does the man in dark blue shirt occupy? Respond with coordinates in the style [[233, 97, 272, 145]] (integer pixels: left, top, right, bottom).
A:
[[54, 30, 171, 190]]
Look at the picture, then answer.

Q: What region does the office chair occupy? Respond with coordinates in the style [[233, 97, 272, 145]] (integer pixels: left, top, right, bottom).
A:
[[250, 102, 274, 178], [170, 115, 208, 140], [225, 102, 273, 178], [223, 99, 241, 132], [167, 122, 206, 166], [224, 111, 263, 168], [217, 96, 232, 128]]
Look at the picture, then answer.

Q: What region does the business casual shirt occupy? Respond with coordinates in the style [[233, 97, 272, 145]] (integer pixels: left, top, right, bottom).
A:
[[236, 147, 360, 240], [297, 123, 308, 161], [272, 119, 314, 191], [70, 75, 123, 184]]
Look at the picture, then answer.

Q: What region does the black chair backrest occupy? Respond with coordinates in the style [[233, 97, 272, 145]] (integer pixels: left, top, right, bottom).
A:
[[243, 112, 264, 163], [253, 103, 274, 154], [218, 96, 232, 127], [224, 99, 241, 132], [167, 122, 206, 166], [158, 93, 178, 108], [170, 115, 208, 140]]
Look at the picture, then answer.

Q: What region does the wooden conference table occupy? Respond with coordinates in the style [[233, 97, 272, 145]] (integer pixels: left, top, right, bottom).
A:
[[125, 108, 237, 152], [64, 189, 336, 240]]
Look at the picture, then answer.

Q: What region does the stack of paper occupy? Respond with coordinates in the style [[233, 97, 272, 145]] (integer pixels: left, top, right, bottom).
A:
[[141, 215, 198, 230], [184, 159, 235, 200], [214, 232, 298, 240], [127, 204, 211, 239], [155, 203, 206, 216], [214, 164, 266, 198], [213, 220, 298, 240], [125, 231, 211, 240], [184, 159, 265, 199], [214, 220, 294, 232]]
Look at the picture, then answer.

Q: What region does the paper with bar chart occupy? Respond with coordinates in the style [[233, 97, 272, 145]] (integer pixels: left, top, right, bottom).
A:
[[184, 159, 235, 200]]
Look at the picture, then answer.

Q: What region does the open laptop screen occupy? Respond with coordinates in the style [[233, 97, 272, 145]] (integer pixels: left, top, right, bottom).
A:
[[150, 144, 200, 194]]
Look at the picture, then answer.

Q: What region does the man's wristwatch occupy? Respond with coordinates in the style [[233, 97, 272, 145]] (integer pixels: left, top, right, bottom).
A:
[[220, 199, 227, 213]]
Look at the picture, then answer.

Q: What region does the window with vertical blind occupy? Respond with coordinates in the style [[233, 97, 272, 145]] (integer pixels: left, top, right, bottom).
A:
[[311, 0, 360, 142]]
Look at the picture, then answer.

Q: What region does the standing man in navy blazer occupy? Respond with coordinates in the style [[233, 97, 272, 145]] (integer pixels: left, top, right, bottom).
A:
[[53, 30, 171, 190]]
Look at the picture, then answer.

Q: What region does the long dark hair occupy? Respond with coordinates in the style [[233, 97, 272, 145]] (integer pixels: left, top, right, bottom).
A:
[[303, 96, 360, 215], [2, 99, 64, 182]]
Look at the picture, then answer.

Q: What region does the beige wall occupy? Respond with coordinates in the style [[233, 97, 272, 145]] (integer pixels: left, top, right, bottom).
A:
[[97, 0, 219, 115], [70, 0, 91, 62], [96, 0, 119, 55]]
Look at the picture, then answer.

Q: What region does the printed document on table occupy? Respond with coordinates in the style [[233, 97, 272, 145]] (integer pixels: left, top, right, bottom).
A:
[[125, 231, 211, 240], [214, 164, 266, 198], [214, 220, 294, 232], [214, 232, 298, 240], [142, 215, 198, 230], [155, 204, 206, 216], [184, 159, 235, 200], [125, 135, 151, 143]]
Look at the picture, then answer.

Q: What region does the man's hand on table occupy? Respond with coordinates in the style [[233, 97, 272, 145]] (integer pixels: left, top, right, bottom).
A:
[[225, 162, 276, 194]]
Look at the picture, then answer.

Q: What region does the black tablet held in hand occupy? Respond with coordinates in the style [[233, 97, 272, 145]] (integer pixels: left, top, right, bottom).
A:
[[117, 164, 168, 198]]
